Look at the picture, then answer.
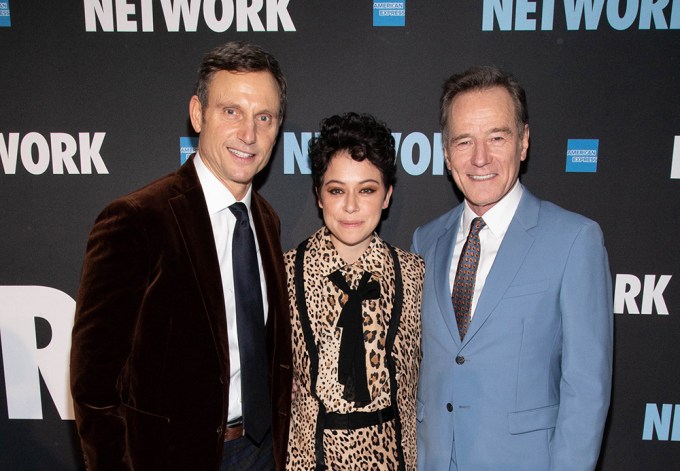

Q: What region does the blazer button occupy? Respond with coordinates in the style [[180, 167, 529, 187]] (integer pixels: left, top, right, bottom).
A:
[[216, 426, 223, 435], [455, 355, 465, 365], [446, 403, 453, 412]]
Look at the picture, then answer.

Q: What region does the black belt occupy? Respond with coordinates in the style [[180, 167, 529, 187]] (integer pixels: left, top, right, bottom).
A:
[[323, 406, 394, 430]]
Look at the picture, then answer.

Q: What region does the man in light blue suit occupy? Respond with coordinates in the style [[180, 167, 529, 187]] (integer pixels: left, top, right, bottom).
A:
[[412, 66, 613, 471]]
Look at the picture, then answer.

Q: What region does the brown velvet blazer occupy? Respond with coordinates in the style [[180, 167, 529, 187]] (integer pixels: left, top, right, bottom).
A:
[[70, 157, 292, 471]]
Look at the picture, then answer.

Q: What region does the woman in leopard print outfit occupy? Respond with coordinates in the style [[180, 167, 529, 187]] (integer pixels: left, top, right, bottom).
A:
[[285, 113, 424, 470]]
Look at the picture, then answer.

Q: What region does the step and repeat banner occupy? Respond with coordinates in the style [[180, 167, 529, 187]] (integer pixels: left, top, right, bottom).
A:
[[1, 1, 679, 469]]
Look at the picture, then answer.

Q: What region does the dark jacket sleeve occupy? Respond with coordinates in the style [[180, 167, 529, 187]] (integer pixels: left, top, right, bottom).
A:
[[70, 198, 150, 470]]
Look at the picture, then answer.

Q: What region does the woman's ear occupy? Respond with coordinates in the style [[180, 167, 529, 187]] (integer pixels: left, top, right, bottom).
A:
[[382, 185, 394, 209]]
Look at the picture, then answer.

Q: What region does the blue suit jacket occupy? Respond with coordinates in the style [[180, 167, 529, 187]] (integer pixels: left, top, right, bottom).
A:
[[412, 189, 613, 471]]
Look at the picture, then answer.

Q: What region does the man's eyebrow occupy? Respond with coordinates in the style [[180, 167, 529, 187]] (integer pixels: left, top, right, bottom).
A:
[[450, 132, 472, 142], [450, 127, 513, 141], [488, 126, 513, 134]]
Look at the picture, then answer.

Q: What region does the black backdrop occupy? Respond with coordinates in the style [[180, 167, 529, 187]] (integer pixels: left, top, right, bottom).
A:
[[1, 1, 679, 469]]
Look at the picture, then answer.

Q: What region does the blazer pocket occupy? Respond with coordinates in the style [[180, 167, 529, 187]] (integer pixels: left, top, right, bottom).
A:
[[508, 403, 559, 435], [121, 402, 171, 423], [121, 402, 171, 467], [416, 398, 425, 422], [503, 279, 549, 299]]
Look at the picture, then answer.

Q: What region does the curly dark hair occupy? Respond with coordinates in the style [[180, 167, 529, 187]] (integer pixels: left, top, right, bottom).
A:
[[194, 41, 287, 120], [310, 112, 396, 192]]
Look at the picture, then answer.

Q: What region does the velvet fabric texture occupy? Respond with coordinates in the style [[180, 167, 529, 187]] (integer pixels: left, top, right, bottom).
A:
[[70, 157, 292, 470]]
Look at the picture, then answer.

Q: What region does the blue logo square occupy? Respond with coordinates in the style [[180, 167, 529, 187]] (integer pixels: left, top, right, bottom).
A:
[[373, 1, 406, 27], [0, 1, 11, 27], [180, 137, 198, 165], [565, 139, 599, 173]]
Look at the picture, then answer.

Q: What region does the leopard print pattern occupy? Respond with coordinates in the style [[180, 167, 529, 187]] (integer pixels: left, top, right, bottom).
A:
[[285, 228, 424, 470]]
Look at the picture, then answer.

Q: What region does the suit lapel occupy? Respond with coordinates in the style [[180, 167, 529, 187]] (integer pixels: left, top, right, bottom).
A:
[[249, 193, 291, 376], [168, 161, 230, 373], [250, 194, 282, 325], [463, 190, 540, 346], [434, 207, 464, 348]]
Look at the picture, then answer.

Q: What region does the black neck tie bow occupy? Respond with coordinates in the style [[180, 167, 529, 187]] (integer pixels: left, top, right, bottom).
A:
[[328, 269, 381, 406]]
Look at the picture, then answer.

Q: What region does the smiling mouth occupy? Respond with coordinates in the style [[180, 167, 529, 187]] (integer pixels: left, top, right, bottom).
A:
[[229, 147, 254, 159], [470, 174, 495, 181]]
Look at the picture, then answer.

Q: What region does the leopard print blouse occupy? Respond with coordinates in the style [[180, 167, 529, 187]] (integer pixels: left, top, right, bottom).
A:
[[285, 227, 424, 470]]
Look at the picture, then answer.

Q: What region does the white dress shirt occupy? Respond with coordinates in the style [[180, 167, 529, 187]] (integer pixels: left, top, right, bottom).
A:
[[194, 154, 269, 422], [449, 181, 523, 318]]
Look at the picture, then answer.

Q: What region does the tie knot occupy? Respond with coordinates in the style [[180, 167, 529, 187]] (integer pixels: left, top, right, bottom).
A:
[[329, 270, 381, 301], [229, 202, 249, 224], [470, 217, 485, 236]]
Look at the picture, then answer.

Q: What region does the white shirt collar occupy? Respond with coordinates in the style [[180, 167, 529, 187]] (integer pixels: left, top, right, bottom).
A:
[[462, 180, 523, 238], [193, 153, 253, 214]]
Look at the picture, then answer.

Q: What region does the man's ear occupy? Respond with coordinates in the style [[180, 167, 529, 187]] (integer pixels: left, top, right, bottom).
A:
[[189, 95, 203, 133], [443, 139, 453, 172], [520, 124, 530, 161]]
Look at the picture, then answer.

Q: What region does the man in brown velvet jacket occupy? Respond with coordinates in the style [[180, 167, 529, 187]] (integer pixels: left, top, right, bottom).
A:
[[70, 42, 292, 470]]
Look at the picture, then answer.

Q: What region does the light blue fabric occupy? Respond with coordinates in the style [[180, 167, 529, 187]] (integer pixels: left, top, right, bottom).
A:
[[413, 189, 613, 471]]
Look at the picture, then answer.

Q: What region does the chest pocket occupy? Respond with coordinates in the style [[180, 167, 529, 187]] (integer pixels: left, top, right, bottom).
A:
[[503, 279, 549, 299]]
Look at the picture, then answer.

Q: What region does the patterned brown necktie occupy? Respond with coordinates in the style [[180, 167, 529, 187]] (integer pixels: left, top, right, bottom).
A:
[[452, 217, 486, 340]]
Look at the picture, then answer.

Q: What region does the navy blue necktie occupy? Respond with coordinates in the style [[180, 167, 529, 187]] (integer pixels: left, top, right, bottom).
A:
[[452, 217, 485, 341], [229, 202, 270, 443]]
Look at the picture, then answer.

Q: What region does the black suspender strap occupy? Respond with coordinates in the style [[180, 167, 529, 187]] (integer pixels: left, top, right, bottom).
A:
[[294, 239, 327, 471], [385, 243, 406, 471]]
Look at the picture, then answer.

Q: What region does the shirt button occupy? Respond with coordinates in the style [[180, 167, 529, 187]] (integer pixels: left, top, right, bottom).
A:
[[455, 355, 465, 365], [446, 403, 454, 412]]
